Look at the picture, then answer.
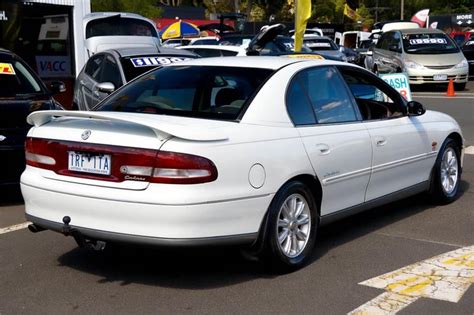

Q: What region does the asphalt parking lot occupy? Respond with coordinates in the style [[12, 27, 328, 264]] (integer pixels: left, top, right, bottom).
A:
[[1, 81, 473, 314]]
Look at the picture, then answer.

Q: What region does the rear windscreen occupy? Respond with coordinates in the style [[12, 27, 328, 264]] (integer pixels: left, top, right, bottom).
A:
[[86, 16, 158, 38], [403, 33, 459, 54], [96, 65, 274, 120]]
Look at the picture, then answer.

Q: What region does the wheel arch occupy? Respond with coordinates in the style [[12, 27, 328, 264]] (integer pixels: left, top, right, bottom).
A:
[[248, 173, 323, 255], [447, 132, 463, 149]]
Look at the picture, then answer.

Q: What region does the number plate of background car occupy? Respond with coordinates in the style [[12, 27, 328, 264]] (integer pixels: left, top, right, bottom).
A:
[[68, 151, 111, 175], [433, 74, 448, 81]]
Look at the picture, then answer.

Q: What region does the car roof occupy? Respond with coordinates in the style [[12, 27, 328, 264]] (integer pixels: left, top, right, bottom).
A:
[[83, 12, 152, 24], [166, 56, 343, 70], [0, 47, 14, 58], [101, 46, 197, 58], [303, 35, 332, 40], [399, 28, 444, 35], [178, 45, 243, 52]]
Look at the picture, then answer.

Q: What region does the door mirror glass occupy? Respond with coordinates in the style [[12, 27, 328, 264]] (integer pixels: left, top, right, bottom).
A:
[[97, 82, 115, 94], [49, 81, 66, 94], [407, 101, 426, 116]]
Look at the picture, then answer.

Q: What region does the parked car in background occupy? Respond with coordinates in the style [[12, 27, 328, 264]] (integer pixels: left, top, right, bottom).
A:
[[22, 56, 464, 271], [301, 35, 347, 62], [177, 45, 245, 57], [373, 28, 469, 90], [162, 36, 219, 48], [73, 47, 197, 110], [0, 48, 64, 187], [289, 27, 324, 37], [461, 39, 474, 77], [83, 12, 161, 61], [450, 31, 474, 46]]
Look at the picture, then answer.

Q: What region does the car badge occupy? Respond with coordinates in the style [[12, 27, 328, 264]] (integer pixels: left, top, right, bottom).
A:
[[0, 135, 6, 142], [81, 130, 91, 140]]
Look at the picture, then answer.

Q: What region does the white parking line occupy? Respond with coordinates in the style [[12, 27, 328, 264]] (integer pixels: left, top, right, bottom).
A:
[[0, 222, 31, 235], [413, 96, 474, 99], [465, 146, 474, 155], [348, 245, 474, 314]]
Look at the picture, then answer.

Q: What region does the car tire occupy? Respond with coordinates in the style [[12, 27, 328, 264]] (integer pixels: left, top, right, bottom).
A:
[[429, 138, 461, 204], [454, 83, 466, 91], [262, 181, 318, 272]]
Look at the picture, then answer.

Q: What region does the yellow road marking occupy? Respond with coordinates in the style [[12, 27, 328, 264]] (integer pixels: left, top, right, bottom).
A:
[[349, 246, 474, 314]]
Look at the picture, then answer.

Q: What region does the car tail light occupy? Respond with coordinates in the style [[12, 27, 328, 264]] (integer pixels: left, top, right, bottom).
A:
[[25, 137, 217, 184], [151, 151, 217, 184], [25, 138, 57, 170]]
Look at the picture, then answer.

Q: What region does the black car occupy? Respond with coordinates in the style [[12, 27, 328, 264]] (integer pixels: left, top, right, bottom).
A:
[[462, 40, 474, 77], [0, 48, 64, 187]]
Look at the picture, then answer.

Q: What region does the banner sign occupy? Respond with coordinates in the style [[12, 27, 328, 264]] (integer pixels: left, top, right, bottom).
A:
[[130, 56, 191, 67], [36, 56, 72, 77], [379, 73, 412, 101]]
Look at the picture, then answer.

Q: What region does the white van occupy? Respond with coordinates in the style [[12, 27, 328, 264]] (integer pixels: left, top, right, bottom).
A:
[[334, 31, 371, 49]]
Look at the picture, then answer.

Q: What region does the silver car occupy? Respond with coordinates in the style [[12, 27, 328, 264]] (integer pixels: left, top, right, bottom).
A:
[[73, 47, 197, 110], [373, 28, 469, 90]]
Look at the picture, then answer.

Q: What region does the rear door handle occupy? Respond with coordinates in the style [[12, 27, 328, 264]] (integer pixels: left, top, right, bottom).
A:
[[315, 143, 331, 155], [80, 80, 86, 86], [375, 137, 387, 147]]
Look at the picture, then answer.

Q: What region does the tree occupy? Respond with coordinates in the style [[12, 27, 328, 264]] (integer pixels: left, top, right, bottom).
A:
[[91, 0, 163, 19]]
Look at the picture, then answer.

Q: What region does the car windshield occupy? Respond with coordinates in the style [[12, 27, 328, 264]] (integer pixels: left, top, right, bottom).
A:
[[403, 33, 459, 54], [0, 59, 43, 98], [119, 55, 195, 82], [304, 38, 338, 51], [86, 16, 158, 38], [96, 65, 274, 120]]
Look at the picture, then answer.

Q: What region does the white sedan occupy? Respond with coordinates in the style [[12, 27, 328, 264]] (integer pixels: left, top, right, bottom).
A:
[[22, 57, 464, 271]]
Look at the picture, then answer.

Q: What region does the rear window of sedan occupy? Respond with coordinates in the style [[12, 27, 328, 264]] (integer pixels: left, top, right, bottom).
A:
[[96, 65, 274, 120]]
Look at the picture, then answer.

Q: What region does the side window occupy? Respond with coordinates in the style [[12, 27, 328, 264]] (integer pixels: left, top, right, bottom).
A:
[[299, 67, 358, 124], [377, 33, 392, 50], [100, 56, 122, 88], [338, 67, 406, 120], [84, 55, 104, 80], [286, 78, 316, 125], [221, 50, 238, 56], [193, 49, 222, 57]]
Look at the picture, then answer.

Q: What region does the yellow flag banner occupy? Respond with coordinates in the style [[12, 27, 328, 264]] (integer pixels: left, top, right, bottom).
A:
[[294, 0, 312, 52], [343, 3, 358, 20]]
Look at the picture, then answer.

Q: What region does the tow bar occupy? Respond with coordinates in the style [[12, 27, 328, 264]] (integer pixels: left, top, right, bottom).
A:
[[62, 216, 106, 251]]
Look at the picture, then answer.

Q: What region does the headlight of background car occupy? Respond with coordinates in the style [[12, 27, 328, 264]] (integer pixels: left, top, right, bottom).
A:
[[404, 60, 426, 70], [346, 55, 357, 62], [342, 56, 348, 62], [454, 59, 468, 69]]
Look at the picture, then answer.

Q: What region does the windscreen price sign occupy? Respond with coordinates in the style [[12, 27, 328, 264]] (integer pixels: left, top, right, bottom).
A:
[[379, 73, 412, 102]]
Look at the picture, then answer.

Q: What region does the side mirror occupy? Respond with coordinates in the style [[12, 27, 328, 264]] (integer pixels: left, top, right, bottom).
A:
[[366, 50, 373, 56], [389, 44, 401, 53], [49, 81, 66, 94], [407, 101, 426, 116], [97, 82, 115, 94]]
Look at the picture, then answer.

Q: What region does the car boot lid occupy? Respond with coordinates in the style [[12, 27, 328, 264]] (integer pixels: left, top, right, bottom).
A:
[[27, 110, 229, 141]]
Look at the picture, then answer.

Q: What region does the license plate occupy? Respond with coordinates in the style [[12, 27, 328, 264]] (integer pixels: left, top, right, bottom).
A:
[[68, 151, 111, 175], [433, 74, 448, 81]]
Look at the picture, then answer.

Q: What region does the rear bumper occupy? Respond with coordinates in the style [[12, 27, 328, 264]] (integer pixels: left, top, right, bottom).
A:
[[27, 214, 258, 247], [21, 179, 271, 243]]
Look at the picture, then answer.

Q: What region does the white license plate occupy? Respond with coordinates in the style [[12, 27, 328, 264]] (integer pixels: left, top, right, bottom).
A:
[[433, 74, 448, 81], [68, 151, 111, 175]]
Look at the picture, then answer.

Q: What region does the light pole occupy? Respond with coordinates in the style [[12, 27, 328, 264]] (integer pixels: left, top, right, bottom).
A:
[[400, 0, 404, 20]]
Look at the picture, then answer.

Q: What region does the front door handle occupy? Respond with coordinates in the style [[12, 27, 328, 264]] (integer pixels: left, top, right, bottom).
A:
[[315, 143, 331, 155], [93, 90, 100, 97]]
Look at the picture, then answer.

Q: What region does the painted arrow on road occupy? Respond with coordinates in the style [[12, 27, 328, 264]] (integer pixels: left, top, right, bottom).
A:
[[349, 245, 474, 314]]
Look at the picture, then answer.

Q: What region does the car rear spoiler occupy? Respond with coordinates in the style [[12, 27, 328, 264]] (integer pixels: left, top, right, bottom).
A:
[[27, 110, 229, 142]]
